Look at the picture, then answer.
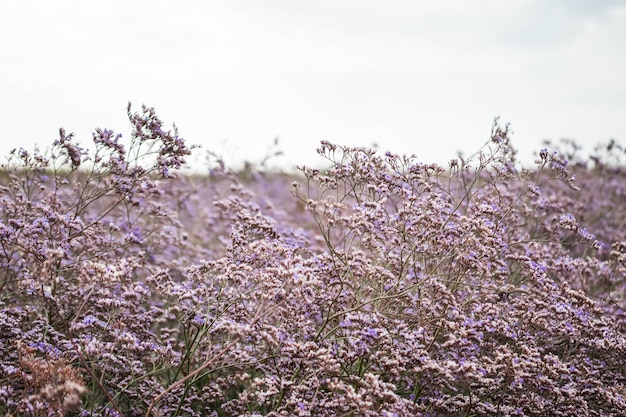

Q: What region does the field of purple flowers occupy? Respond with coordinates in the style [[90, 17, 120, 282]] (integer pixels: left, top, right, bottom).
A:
[[1, 105, 626, 416]]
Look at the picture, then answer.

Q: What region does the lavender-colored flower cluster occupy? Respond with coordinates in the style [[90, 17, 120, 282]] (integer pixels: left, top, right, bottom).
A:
[[1, 108, 625, 416]]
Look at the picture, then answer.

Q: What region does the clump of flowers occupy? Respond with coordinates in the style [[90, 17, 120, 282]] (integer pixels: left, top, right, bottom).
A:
[[1, 341, 87, 416], [0, 109, 625, 416]]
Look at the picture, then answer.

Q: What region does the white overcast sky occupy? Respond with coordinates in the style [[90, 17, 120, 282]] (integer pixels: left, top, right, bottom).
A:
[[1, 0, 625, 170]]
